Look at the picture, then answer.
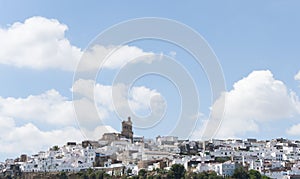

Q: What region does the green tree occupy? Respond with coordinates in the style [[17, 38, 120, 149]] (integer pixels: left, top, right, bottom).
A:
[[261, 175, 271, 179], [95, 170, 105, 179], [4, 174, 12, 179], [153, 174, 162, 179], [87, 168, 93, 175], [80, 173, 89, 179], [195, 171, 222, 179], [185, 170, 197, 179], [58, 171, 68, 179], [170, 164, 186, 179], [138, 169, 147, 179], [232, 167, 249, 179], [207, 171, 223, 179], [89, 172, 97, 179], [196, 171, 208, 179], [249, 170, 261, 179], [167, 170, 175, 179], [52, 145, 59, 151], [103, 173, 111, 179]]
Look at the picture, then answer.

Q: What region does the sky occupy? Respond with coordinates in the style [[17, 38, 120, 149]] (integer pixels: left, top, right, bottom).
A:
[[0, 0, 300, 161]]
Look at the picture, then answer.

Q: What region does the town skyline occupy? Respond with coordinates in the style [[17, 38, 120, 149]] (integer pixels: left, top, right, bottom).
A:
[[1, 117, 300, 178], [1, 0, 300, 166]]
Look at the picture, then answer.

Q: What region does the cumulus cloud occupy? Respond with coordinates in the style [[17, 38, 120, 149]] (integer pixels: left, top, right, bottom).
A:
[[287, 68, 300, 136], [0, 116, 118, 160], [0, 78, 164, 145], [82, 125, 118, 140], [295, 71, 300, 81], [0, 82, 165, 160], [0, 89, 75, 126], [0, 16, 82, 71], [77, 45, 155, 71], [0, 17, 154, 71], [287, 124, 300, 136], [208, 70, 300, 138], [0, 89, 85, 159], [0, 16, 156, 71], [72, 79, 166, 122], [0, 118, 83, 157], [0, 89, 121, 160]]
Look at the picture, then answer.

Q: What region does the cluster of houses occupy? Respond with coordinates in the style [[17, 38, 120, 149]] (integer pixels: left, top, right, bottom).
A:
[[2, 117, 300, 179]]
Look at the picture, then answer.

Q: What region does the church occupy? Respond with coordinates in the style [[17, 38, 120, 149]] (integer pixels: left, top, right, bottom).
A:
[[121, 117, 133, 142], [101, 116, 144, 143]]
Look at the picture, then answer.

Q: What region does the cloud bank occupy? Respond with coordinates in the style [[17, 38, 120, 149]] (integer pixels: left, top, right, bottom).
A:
[[0, 16, 156, 71], [208, 70, 300, 138]]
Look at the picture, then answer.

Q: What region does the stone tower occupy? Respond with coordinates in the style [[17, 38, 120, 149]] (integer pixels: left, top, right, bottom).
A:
[[121, 116, 133, 142]]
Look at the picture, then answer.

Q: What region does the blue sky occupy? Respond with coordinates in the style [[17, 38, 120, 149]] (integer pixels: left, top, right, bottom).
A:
[[1, 1, 300, 94], [0, 1, 300, 160]]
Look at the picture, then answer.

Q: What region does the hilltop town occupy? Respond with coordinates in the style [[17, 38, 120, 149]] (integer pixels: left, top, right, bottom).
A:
[[1, 117, 300, 179]]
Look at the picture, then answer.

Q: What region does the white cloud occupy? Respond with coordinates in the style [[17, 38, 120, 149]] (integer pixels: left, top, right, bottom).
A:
[[72, 79, 166, 120], [0, 82, 165, 160], [0, 79, 165, 159], [0, 16, 156, 71], [0, 87, 117, 151], [0, 119, 83, 157], [130, 85, 163, 114], [0, 89, 75, 126], [209, 70, 300, 138], [0, 16, 82, 71], [77, 45, 155, 71], [82, 125, 118, 140], [0, 116, 117, 160], [0, 86, 120, 140], [0, 89, 121, 160], [286, 69, 300, 136], [189, 113, 208, 140], [295, 71, 300, 81], [287, 124, 300, 136]]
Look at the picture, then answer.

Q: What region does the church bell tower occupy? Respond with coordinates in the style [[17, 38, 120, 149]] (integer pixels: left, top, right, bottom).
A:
[[121, 116, 133, 142]]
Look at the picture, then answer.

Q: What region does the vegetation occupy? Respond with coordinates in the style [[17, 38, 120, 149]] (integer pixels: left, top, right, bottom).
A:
[[185, 170, 223, 179], [57, 171, 68, 179], [232, 166, 249, 179], [169, 164, 186, 179], [138, 169, 147, 179], [232, 167, 271, 179], [51, 145, 60, 151], [249, 169, 261, 179], [8, 165, 272, 179]]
